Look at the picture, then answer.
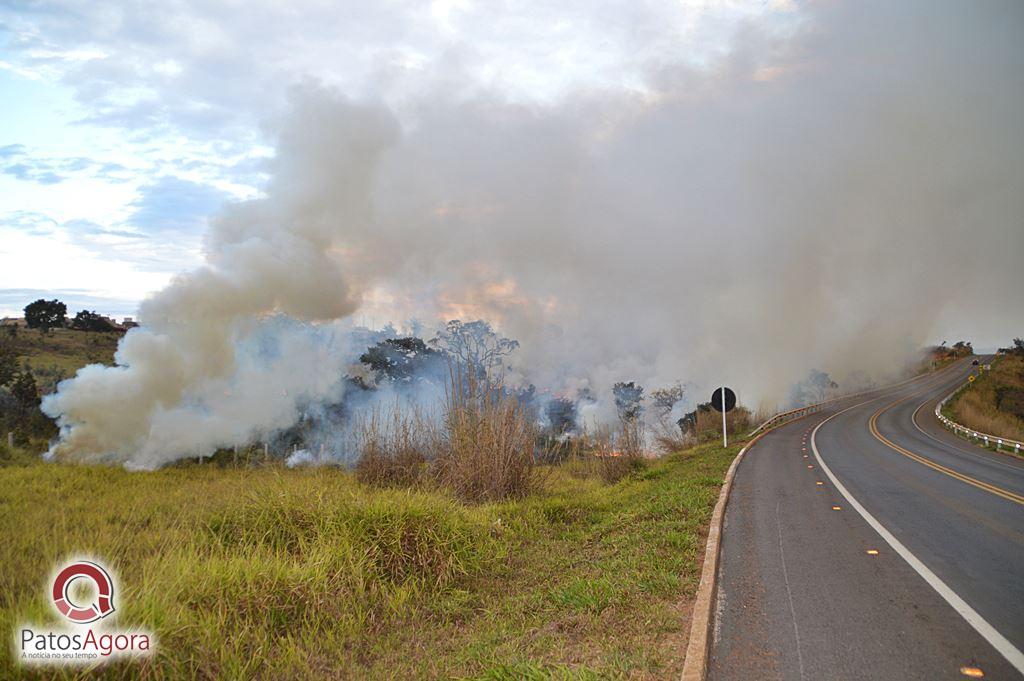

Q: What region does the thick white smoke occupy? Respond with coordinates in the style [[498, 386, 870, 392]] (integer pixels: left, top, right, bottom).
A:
[[43, 1, 1024, 466]]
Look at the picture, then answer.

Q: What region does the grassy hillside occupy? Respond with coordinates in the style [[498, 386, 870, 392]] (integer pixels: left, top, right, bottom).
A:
[[945, 354, 1024, 443], [0, 443, 737, 679], [4, 327, 121, 394]]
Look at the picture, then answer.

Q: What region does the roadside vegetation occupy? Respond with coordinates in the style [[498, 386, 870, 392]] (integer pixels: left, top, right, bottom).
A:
[[0, 441, 740, 678], [944, 339, 1024, 443]]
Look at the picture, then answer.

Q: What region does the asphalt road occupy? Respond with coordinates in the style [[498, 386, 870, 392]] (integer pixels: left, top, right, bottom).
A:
[[708, 359, 1024, 680]]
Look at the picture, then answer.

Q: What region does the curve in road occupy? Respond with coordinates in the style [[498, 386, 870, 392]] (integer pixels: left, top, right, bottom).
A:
[[708, 359, 1024, 681]]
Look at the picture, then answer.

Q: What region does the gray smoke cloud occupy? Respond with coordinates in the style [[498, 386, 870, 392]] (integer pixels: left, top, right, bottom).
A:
[[43, 0, 1024, 466]]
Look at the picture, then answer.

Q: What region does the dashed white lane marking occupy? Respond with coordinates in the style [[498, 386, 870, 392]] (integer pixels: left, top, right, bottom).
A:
[[811, 400, 1024, 676]]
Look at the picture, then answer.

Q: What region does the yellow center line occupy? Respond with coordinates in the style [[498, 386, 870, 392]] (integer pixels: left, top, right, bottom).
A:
[[869, 396, 1024, 506]]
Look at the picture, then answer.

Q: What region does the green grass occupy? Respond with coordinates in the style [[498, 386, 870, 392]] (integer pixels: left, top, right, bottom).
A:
[[0, 442, 738, 679]]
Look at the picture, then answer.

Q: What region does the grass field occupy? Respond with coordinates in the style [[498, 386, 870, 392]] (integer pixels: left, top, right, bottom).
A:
[[945, 355, 1024, 443], [1, 441, 738, 679]]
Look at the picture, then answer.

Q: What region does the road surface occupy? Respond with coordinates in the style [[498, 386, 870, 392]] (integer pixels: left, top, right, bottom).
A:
[[708, 358, 1024, 680]]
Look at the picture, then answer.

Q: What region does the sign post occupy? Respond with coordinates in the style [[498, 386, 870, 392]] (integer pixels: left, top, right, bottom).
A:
[[711, 387, 737, 449], [721, 386, 727, 447]]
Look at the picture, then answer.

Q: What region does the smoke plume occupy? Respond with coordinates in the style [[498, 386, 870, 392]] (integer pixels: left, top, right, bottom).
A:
[[43, 0, 1024, 467]]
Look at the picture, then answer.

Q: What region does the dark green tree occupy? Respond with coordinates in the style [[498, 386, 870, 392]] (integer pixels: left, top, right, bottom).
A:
[[360, 337, 445, 384], [0, 345, 15, 387], [9, 369, 40, 418], [613, 381, 645, 421], [71, 310, 116, 332], [24, 299, 66, 333]]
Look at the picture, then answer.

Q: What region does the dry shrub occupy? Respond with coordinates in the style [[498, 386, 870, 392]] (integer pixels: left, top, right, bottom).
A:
[[355, 405, 435, 488], [947, 355, 1024, 442], [571, 419, 647, 483], [651, 417, 695, 454], [694, 405, 752, 442], [952, 386, 1024, 442], [434, 364, 538, 503]]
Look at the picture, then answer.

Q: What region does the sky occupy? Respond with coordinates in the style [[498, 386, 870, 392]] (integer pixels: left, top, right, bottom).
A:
[[0, 0, 797, 320]]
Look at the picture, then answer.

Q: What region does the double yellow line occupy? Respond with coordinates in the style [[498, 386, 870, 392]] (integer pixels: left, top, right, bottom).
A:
[[869, 397, 1024, 505]]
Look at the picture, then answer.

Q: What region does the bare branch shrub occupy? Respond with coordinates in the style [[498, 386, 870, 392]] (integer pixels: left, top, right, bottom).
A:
[[434, 363, 537, 502]]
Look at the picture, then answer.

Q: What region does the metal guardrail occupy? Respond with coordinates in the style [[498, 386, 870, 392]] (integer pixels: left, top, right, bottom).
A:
[[747, 402, 826, 437], [747, 383, 889, 438], [935, 382, 1024, 455]]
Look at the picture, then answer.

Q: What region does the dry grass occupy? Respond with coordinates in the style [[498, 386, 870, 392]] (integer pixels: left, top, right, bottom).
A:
[[567, 419, 648, 484], [354, 404, 435, 488], [353, 365, 539, 502], [947, 355, 1024, 442], [652, 419, 696, 455], [433, 364, 538, 503]]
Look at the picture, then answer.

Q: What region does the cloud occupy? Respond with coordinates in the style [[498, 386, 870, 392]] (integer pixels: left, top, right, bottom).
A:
[[1, 1, 795, 141], [0, 143, 26, 157], [2, 161, 64, 184], [0, 145, 136, 185], [127, 175, 232, 234]]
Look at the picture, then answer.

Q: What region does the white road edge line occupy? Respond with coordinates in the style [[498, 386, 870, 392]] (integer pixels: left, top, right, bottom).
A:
[[775, 500, 806, 681], [811, 400, 1024, 675]]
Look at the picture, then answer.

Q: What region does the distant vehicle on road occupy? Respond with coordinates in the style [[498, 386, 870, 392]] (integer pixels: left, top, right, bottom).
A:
[[972, 359, 980, 365]]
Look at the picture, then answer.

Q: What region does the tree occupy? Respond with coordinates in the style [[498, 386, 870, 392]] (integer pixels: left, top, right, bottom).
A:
[[0, 342, 15, 387], [24, 299, 66, 332], [71, 310, 116, 332], [359, 337, 445, 384], [545, 397, 577, 434], [650, 384, 684, 418], [678, 402, 713, 434], [613, 381, 644, 421], [951, 340, 973, 357], [9, 369, 39, 418], [788, 369, 838, 407], [430, 320, 519, 382]]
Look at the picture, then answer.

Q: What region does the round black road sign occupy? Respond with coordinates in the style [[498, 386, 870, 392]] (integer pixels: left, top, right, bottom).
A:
[[711, 387, 736, 413]]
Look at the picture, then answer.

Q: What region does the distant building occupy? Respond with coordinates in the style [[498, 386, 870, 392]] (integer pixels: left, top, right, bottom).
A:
[[122, 317, 139, 329]]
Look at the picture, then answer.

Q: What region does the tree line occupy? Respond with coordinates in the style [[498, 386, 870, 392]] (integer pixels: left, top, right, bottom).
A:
[[21, 298, 123, 333]]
